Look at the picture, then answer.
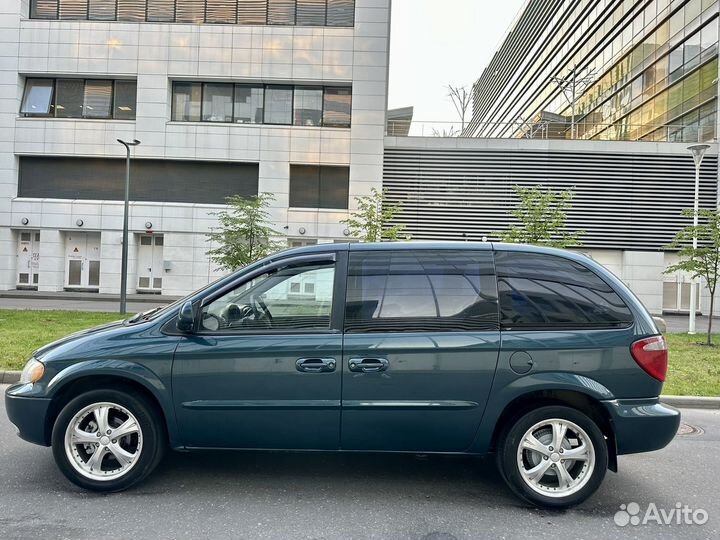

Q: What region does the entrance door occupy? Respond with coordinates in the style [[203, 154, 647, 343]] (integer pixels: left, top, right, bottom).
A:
[[17, 230, 40, 288], [341, 249, 501, 452], [65, 232, 101, 290], [137, 235, 164, 293]]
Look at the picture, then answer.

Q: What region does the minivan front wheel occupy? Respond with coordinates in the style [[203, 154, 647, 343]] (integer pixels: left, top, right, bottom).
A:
[[51, 389, 165, 492], [498, 406, 608, 508]]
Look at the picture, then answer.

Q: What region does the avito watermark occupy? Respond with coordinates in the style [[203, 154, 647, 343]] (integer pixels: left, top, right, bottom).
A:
[[614, 502, 709, 527]]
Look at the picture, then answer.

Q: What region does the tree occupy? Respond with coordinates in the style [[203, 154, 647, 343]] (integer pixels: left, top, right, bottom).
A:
[[431, 126, 461, 138], [447, 84, 473, 132], [341, 188, 408, 243], [206, 193, 284, 271], [664, 208, 720, 346], [496, 185, 583, 248]]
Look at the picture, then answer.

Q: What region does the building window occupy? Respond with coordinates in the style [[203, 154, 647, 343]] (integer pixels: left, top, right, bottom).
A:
[[30, 0, 356, 26], [289, 165, 349, 209], [323, 87, 352, 127], [20, 79, 54, 116], [202, 83, 234, 122], [172, 82, 202, 122], [294, 87, 323, 126], [21, 78, 137, 120], [172, 82, 352, 127]]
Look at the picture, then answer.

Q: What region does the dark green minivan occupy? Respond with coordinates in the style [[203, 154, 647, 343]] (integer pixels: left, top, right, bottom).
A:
[[5, 242, 680, 508]]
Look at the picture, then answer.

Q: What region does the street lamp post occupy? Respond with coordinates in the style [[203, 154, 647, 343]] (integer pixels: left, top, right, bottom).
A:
[[117, 139, 141, 315], [687, 144, 711, 335]]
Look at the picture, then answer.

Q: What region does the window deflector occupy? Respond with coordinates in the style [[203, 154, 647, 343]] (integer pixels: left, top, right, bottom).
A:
[[199, 253, 337, 309]]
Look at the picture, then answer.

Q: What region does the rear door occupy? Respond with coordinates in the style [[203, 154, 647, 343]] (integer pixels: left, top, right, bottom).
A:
[[340, 248, 501, 452]]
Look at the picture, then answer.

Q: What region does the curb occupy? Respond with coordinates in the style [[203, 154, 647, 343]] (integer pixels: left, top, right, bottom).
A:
[[660, 395, 720, 409], [0, 369, 718, 410], [0, 371, 20, 384]]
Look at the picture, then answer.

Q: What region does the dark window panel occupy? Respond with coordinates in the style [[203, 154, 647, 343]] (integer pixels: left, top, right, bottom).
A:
[[176, 0, 206, 22], [326, 0, 354, 26], [296, 0, 325, 25], [172, 82, 202, 121], [234, 85, 264, 123], [21, 79, 54, 116], [83, 80, 113, 118], [206, 0, 238, 23], [55, 79, 85, 118], [495, 252, 633, 329], [345, 251, 498, 333], [88, 0, 116, 20], [147, 0, 175, 21], [114, 80, 137, 120], [293, 87, 323, 126], [117, 0, 147, 21], [202, 83, 234, 122], [30, 0, 59, 19], [59, 0, 89, 19], [19, 156, 259, 205], [267, 0, 295, 25], [264, 85, 293, 124], [289, 165, 320, 208], [319, 165, 349, 208], [238, 0, 268, 24], [323, 87, 351, 127]]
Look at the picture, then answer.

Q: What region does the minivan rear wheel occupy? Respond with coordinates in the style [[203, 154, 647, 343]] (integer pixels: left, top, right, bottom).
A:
[[497, 405, 608, 508], [51, 389, 165, 492]]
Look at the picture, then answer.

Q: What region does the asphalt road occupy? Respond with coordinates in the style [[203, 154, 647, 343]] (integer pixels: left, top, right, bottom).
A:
[[1, 387, 718, 540]]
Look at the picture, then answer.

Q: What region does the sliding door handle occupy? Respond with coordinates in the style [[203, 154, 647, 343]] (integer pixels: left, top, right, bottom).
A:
[[349, 358, 389, 373], [296, 358, 336, 373]]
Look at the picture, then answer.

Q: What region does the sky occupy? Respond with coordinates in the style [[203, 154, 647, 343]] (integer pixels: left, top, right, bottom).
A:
[[387, 0, 527, 135]]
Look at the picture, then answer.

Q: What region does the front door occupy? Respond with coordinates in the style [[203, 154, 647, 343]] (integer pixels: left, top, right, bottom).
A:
[[172, 252, 345, 449], [137, 235, 164, 292], [16, 230, 40, 288], [65, 232, 101, 290], [341, 249, 501, 452]]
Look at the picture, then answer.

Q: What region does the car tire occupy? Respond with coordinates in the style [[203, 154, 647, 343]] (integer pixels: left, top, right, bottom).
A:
[[51, 388, 166, 492], [497, 405, 608, 509]]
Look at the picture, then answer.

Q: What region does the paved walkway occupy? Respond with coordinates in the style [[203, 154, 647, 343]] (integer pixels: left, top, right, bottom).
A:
[[0, 290, 177, 314], [662, 314, 716, 334]]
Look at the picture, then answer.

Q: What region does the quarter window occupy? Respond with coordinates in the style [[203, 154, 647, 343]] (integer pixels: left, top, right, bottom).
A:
[[495, 252, 634, 329], [345, 251, 499, 333], [200, 260, 336, 332]]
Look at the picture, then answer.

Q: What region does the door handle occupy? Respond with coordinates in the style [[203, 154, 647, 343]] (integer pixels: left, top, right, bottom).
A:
[[296, 357, 336, 373], [349, 358, 389, 373]]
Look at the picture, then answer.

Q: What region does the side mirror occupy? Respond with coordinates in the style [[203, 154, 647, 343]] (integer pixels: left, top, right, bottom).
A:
[[177, 301, 195, 333]]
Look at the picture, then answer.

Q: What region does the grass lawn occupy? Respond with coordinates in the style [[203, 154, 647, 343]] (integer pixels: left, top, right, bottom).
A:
[[0, 309, 718, 396]]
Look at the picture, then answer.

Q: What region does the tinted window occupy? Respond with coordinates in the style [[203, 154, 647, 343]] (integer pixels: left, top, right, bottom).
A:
[[323, 87, 352, 127], [345, 251, 498, 333], [289, 165, 349, 209], [495, 252, 633, 329], [264, 86, 293, 124], [202, 83, 234, 122], [172, 82, 202, 122], [201, 261, 335, 332], [234, 85, 264, 124]]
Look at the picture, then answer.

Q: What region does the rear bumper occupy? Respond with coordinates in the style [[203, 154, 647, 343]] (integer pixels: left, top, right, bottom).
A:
[[602, 398, 680, 455], [5, 385, 52, 447]]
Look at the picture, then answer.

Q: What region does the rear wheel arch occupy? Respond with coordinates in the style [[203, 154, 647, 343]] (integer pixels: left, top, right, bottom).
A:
[[490, 390, 617, 471], [45, 375, 170, 448]]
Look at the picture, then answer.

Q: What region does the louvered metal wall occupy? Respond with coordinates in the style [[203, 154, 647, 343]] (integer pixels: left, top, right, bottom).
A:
[[383, 142, 718, 250]]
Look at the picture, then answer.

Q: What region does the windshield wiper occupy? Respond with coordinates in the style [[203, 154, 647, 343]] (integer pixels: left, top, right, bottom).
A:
[[127, 306, 163, 324]]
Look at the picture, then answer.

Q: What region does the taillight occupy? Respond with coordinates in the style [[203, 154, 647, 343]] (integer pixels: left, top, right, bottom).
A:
[[631, 336, 668, 382]]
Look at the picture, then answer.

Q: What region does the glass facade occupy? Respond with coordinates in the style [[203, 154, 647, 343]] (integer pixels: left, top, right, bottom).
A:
[[28, 0, 355, 26], [171, 82, 352, 128], [470, 0, 719, 143]]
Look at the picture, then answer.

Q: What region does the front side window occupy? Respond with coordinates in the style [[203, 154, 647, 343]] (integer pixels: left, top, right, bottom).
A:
[[345, 251, 499, 333], [495, 252, 634, 329], [200, 260, 336, 332], [21, 79, 54, 116]]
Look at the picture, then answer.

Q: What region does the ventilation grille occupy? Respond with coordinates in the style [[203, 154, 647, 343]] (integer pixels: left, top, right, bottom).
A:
[[383, 146, 718, 250]]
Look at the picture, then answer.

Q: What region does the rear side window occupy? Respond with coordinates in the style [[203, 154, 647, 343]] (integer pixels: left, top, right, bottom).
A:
[[495, 252, 633, 329], [345, 250, 499, 333]]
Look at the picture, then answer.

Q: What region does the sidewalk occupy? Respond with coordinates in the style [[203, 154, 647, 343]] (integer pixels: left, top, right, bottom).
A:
[[661, 314, 716, 334], [0, 290, 178, 313]]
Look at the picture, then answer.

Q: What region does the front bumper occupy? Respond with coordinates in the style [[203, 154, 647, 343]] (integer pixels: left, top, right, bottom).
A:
[[5, 384, 52, 447], [603, 398, 680, 455]]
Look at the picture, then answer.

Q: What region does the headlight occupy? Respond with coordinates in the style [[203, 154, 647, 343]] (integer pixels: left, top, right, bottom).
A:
[[19, 358, 45, 384]]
